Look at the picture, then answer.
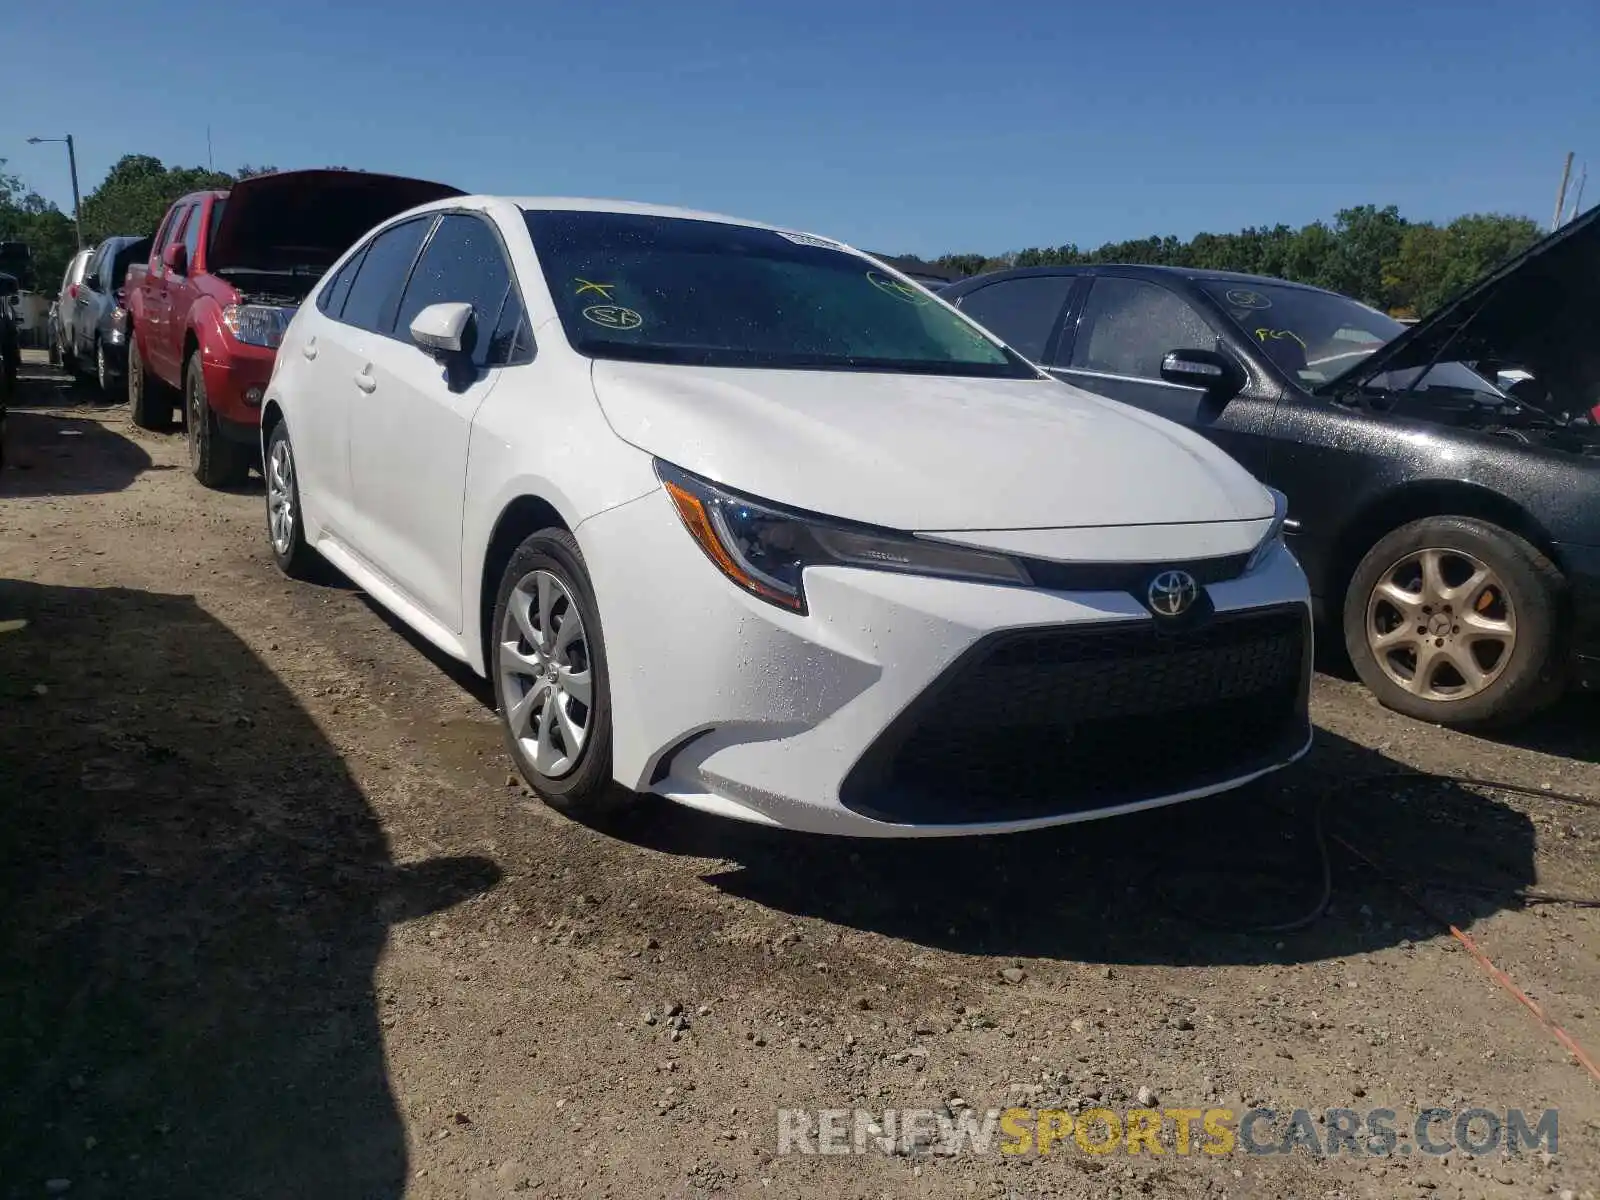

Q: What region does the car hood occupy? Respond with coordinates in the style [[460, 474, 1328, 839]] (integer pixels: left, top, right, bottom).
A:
[[208, 169, 464, 273], [590, 360, 1274, 532], [1319, 203, 1600, 410]]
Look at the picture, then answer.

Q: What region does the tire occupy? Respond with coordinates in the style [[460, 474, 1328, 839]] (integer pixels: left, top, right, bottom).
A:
[[185, 354, 250, 488], [94, 339, 111, 395], [1343, 516, 1565, 728], [128, 335, 174, 430], [490, 529, 627, 818], [66, 336, 92, 383], [264, 421, 321, 579]]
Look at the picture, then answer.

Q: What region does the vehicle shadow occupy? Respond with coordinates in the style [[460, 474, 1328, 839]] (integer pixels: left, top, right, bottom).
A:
[[0, 411, 153, 498], [596, 727, 1537, 967], [0, 581, 501, 1198], [1461, 690, 1600, 764]]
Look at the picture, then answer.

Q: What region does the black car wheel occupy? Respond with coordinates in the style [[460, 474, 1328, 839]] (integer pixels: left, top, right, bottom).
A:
[[185, 355, 250, 488], [1344, 516, 1564, 727], [491, 529, 628, 819], [128, 336, 174, 430]]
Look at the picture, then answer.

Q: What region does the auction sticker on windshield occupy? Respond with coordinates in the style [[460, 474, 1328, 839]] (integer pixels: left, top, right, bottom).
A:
[[1225, 288, 1272, 309], [582, 304, 643, 330], [867, 270, 931, 306]]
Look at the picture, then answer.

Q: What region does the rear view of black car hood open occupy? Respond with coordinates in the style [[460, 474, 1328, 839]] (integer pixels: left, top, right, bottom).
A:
[[1316, 204, 1600, 414], [208, 169, 464, 274]]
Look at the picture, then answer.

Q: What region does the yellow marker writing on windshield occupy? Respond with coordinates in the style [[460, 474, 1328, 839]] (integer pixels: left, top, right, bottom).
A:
[[574, 279, 616, 299], [1255, 328, 1307, 350]]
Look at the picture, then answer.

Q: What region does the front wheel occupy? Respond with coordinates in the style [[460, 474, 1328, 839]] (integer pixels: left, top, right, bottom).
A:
[[185, 355, 250, 488], [491, 529, 627, 818], [264, 421, 321, 579], [1343, 516, 1565, 727], [95, 339, 111, 395]]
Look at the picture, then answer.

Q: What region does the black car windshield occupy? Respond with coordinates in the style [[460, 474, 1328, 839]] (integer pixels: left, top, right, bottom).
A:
[[1202, 281, 1501, 396], [523, 210, 1034, 378]]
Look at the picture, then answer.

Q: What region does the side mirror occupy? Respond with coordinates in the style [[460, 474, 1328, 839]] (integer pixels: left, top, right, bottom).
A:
[[163, 243, 188, 275], [1160, 348, 1243, 400], [409, 302, 474, 359]]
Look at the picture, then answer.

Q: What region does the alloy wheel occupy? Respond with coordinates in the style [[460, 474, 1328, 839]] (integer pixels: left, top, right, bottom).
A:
[[96, 343, 107, 392], [187, 373, 203, 473], [266, 436, 296, 555], [1365, 547, 1516, 701], [498, 569, 593, 777]]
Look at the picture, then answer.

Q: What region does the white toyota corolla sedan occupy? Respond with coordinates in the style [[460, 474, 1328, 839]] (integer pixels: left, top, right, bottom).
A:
[[261, 196, 1313, 836]]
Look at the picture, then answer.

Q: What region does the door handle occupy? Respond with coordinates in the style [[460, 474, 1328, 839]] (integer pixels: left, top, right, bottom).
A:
[[354, 367, 377, 394], [302, 338, 318, 361]]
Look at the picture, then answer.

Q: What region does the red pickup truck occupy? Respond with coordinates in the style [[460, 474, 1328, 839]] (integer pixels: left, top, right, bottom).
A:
[[126, 169, 462, 485]]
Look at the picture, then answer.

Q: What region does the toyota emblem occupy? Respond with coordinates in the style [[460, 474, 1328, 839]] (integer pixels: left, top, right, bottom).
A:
[[1147, 570, 1199, 617]]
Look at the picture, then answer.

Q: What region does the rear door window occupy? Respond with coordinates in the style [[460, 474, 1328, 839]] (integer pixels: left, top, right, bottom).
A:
[[339, 218, 432, 335], [955, 275, 1076, 362], [317, 247, 367, 319]]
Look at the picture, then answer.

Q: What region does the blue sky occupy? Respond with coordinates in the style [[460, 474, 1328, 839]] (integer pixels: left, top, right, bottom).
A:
[[3, 0, 1595, 257]]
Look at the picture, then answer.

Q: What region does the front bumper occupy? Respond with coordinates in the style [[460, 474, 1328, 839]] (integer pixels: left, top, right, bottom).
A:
[[199, 340, 276, 428], [579, 488, 1314, 837], [1556, 541, 1600, 689], [99, 330, 129, 376]]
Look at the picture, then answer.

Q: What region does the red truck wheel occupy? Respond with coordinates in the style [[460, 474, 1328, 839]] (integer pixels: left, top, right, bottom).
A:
[[128, 336, 175, 431]]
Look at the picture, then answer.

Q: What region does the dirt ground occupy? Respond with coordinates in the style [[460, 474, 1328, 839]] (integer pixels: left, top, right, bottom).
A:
[[2, 349, 1598, 1200]]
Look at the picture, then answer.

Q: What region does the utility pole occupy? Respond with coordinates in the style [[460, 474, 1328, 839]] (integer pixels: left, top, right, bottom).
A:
[[24, 133, 84, 249], [1552, 151, 1574, 231], [1566, 167, 1587, 225]]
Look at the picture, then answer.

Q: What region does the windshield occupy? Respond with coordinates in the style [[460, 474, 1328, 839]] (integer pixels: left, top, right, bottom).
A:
[[1202, 281, 1501, 397], [523, 210, 1035, 378]]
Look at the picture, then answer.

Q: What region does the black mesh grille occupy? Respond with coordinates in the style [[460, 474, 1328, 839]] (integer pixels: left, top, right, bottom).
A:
[[1021, 552, 1248, 594], [841, 606, 1309, 824]]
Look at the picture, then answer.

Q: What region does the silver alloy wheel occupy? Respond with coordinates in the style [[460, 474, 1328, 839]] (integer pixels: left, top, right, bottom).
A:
[[187, 372, 203, 470], [96, 342, 107, 391], [266, 435, 296, 555], [1365, 547, 1516, 701], [499, 569, 593, 777]]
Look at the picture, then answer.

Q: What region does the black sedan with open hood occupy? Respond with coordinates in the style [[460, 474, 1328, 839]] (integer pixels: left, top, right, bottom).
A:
[[939, 215, 1600, 728]]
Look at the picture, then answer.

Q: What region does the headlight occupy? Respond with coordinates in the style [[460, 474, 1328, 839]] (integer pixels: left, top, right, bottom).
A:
[[222, 303, 295, 349], [1245, 488, 1290, 573], [656, 460, 1031, 612]]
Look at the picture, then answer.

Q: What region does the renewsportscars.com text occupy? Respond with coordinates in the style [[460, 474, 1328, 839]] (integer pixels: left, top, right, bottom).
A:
[[776, 1105, 1558, 1158]]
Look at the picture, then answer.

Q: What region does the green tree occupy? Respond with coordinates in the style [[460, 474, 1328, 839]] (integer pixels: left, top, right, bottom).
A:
[[0, 160, 77, 288], [1319, 204, 1409, 306], [1386, 213, 1541, 316], [79, 154, 234, 242], [932, 204, 1542, 319]]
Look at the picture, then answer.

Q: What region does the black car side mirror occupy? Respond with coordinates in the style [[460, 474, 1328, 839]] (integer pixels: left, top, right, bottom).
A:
[[1161, 349, 1243, 401]]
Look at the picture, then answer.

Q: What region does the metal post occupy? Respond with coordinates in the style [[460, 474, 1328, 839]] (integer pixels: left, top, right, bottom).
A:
[[65, 134, 83, 249], [1552, 151, 1574, 231]]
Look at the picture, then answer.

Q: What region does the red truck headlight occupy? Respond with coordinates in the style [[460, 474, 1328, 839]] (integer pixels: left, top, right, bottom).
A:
[[222, 304, 295, 349]]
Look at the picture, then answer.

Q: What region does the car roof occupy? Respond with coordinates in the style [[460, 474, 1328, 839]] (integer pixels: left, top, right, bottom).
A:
[[410, 194, 849, 242], [946, 263, 1335, 294]]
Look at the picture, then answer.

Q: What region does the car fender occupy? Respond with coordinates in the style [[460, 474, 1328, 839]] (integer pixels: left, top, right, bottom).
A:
[[125, 277, 150, 358], [1322, 475, 1562, 603]]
